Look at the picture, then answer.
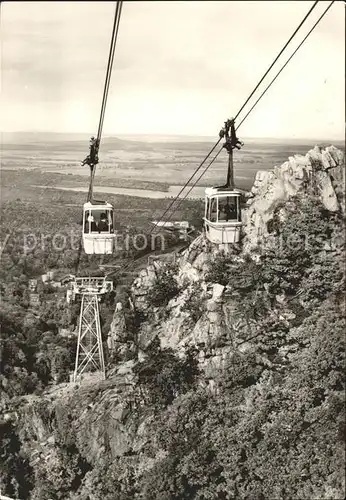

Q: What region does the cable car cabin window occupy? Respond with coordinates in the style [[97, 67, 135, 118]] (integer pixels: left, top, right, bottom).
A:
[[209, 198, 218, 222], [84, 209, 113, 234], [205, 198, 210, 219], [217, 196, 240, 222], [109, 211, 114, 232]]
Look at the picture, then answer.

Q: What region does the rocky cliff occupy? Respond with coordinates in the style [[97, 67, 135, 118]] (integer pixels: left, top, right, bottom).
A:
[[113, 145, 344, 372], [242, 145, 345, 252]]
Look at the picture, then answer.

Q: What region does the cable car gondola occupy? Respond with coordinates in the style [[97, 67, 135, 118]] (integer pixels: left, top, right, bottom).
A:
[[204, 118, 244, 246], [204, 186, 242, 244], [82, 201, 115, 255], [80, 137, 117, 255]]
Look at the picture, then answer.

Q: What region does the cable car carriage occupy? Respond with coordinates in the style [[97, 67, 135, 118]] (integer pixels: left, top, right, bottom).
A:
[[203, 118, 244, 246], [204, 187, 242, 244], [82, 201, 116, 254]]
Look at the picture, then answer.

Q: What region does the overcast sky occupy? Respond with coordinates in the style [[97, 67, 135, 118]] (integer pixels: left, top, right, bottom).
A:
[[1, 1, 344, 140]]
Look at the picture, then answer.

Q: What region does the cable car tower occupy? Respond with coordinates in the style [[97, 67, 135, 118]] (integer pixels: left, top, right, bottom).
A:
[[204, 118, 244, 249], [70, 2, 122, 382], [72, 276, 113, 382]]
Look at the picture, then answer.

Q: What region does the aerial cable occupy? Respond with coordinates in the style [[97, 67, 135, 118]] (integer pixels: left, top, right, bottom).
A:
[[97, 1, 123, 144], [149, 138, 222, 234], [97, 1, 123, 145], [86, 1, 122, 203], [152, 0, 335, 231], [234, 0, 319, 120], [236, 0, 335, 131], [181, 0, 336, 197], [161, 146, 224, 227], [150, 1, 319, 233]]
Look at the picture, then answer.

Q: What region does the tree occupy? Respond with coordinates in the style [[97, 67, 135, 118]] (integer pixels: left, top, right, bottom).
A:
[[147, 264, 180, 307], [134, 347, 199, 408], [0, 421, 34, 499]]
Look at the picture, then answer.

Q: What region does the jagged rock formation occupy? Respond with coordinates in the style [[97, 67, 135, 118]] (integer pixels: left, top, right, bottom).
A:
[[243, 145, 345, 252], [131, 265, 158, 312], [107, 302, 127, 351], [118, 148, 345, 377], [4, 368, 145, 499]]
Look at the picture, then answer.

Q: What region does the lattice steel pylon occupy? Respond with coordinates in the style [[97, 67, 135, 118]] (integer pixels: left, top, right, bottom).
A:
[[72, 277, 113, 382]]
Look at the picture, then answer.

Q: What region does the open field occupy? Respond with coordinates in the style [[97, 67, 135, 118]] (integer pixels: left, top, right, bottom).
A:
[[2, 132, 344, 194]]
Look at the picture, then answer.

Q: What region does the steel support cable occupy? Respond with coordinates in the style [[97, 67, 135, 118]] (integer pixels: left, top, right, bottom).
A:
[[149, 137, 222, 234], [105, 1, 334, 279], [236, 0, 335, 131], [172, 0, 336, 211], [152, 146, 224, 233], [150, 2, 319, 235], [37, 2, 122, 275], [87, 2, 123, 203], [97, 1, 123, 144], [157, 0, 335, 228], [234, 0, 319, 120]]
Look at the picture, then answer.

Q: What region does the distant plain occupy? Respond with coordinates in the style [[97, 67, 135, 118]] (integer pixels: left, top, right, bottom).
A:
[[2, 132, 344, 198]]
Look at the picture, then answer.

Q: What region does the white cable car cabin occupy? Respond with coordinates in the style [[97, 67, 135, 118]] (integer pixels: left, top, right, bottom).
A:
[[82, 202, 116, 254], [204, 187, 242, 244]]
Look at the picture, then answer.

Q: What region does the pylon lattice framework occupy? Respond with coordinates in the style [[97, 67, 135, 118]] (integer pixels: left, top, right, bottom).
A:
[[72, 277, 113, 382]]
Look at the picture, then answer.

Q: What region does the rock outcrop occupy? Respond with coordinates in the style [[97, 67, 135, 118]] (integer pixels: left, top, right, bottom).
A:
[[107, 302, 127, 350], [242, 145, 345, 252], [131, 264, 158, 312], [9, 368, 145, 499]]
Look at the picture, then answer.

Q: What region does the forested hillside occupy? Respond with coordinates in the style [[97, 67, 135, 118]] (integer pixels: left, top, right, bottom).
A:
[[0, 146, 345, 499]]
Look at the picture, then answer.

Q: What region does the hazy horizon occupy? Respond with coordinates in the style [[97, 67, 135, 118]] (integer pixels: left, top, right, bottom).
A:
[[1, 130, 345, 145], [1, 1, 344, 140]]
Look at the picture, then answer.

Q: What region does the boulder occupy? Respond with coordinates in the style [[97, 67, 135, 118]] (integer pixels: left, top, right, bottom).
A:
[[107, 303, 128, 351]]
